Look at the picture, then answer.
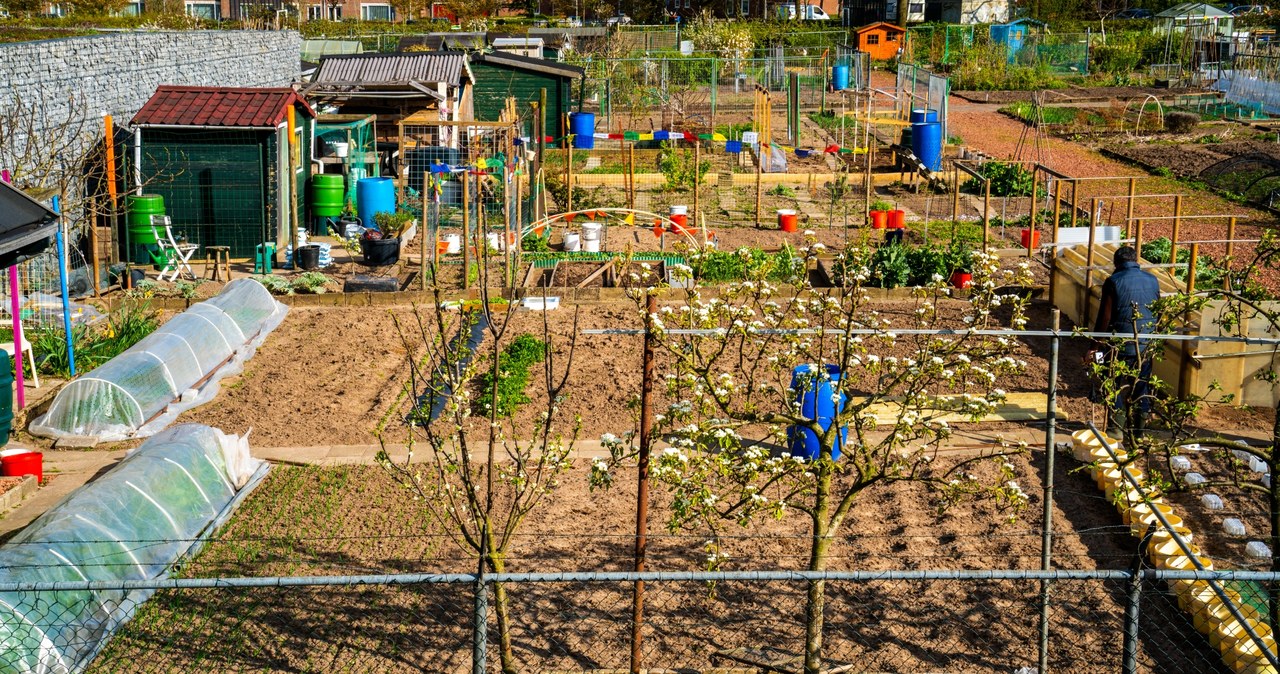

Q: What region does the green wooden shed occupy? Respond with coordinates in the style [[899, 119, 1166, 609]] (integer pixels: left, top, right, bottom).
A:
[[130, 86, 316, 258], [470, 52, 583, 145]]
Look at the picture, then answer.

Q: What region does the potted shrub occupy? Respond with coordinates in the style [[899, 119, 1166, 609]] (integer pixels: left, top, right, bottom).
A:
[[946, 241, 975, 289], [868, 199, 892, 229], [363, 210, 415, 266]]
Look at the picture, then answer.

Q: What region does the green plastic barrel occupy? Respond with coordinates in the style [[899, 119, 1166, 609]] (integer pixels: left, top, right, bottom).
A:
[[311, 174, 345, 218], [0, 354, 13, 447], [126, 194, 165, 245]]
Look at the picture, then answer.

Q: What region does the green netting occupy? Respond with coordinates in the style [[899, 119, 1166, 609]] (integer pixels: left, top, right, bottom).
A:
[[0, 424, 264, 674]]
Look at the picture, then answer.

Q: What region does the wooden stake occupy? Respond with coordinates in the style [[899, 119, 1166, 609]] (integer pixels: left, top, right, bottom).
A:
[[982, 178, 991, 253], [951, 163, 959, 222], [89, 195, 100, 297], [566, 145, 574, 213], [1227, 216, 1237, 260], [1069, 180, 1079, 229], [628, 142, 636, 210], [1028, 169, 1039, 259], [1186, 242, 1200, 295], [1135, 219, 1144, 254], [1170, 195, 1183, 266], [1126, 177, 1136, 229]]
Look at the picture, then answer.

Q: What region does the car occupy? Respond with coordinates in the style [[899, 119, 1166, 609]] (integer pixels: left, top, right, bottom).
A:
[[604, 13, 632, 26], [778, 3, 833, 19], [1229, 4, 1270, 15], [1116, 8, 1153, 18]]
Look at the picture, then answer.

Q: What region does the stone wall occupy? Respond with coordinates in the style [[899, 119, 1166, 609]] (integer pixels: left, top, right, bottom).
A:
[[0, 30, 300, 155]]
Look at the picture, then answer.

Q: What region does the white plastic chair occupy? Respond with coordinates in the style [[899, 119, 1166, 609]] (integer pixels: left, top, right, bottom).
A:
[[0, 317, 39, 389], [149, 215, 199, 282]]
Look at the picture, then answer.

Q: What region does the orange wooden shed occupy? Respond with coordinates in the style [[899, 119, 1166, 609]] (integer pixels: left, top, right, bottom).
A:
[[855, 22, 907, 60]]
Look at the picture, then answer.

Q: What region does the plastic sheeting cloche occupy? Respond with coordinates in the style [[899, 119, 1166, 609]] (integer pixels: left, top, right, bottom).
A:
[[0, 424, 266, 674], [30, 279, 287, 446]]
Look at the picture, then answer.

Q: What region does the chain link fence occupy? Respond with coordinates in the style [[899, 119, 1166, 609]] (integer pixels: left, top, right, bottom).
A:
[[2, 569, 1265, 672]]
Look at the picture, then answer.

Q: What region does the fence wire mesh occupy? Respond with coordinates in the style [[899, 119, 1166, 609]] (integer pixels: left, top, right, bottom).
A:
[[2, 570, 1263, 673]]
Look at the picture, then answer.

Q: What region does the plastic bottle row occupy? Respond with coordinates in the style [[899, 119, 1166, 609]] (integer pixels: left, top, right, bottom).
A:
[[1070, 429, 1278, 673]]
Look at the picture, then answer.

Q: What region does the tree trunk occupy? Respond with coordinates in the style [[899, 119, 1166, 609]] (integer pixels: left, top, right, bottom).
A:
[[803, 462, 835, 674]]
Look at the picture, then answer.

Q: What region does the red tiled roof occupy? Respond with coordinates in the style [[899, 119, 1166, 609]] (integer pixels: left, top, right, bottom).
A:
[[131, 86, 316, 128]]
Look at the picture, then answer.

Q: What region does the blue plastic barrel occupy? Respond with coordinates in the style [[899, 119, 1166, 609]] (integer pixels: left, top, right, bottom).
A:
[[356, 177, 396, 230], [786, 364, 848, 461], [570, 112, 595, 149], [909, 108, 939, 124], [832, 65, 850, 91], [911, 121, 943, 172]]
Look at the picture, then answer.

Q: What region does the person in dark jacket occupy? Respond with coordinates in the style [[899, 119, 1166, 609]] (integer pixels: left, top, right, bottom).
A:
[[1090, 246, 1161, 438]]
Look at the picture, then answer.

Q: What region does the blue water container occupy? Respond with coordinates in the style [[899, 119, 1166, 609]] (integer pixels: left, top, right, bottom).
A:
[[832, 64, 850, 91], [909, 108, 939, 124], [570, 112, 595, 149], [911, 121, 943, 172], [356, 177, 396, 230], [786, 364, 848, 461]]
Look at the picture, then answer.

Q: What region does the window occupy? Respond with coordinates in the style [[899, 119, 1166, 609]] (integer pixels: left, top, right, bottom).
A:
[[185, 1, 217, 18], [866, 33, 879, 45], [740, 0, 749, 16], [887, 32, 898, 42], [683, 0, 690, 7], [909, 1, 923, 12], [308, 3, 341, 18], [45, 3, 65, 15], [361, 3, 393, 20], [119, 1, 142, 14]]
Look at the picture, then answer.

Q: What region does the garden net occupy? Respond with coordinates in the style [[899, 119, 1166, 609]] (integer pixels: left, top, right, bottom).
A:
[[0, 424, 266, 674], [30, 279, 288, 446]]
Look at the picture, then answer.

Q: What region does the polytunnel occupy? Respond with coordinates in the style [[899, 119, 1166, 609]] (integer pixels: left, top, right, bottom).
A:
[[30, 278, 288, 446], [0, 424, 267, 674]]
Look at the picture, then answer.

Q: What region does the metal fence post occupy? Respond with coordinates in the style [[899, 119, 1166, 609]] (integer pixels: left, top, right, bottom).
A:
[[1123, 528, 1152, 674], [1038, 309, 1060, 673], [474, 562, 488, 674]]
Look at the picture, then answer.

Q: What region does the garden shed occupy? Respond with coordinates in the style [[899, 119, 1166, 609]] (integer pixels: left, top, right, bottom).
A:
[[0, 181, 58, 269], [855, 22, 907, 60], [130, 86, 315, 258], [990, 18, 1045, 63], [304, 51, 475, 147], [470, 52, 583, 139], [1156, 2, 1234, 36]]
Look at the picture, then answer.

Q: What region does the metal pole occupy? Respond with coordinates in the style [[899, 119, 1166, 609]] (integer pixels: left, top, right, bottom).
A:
[[1037, 308, 1060, 674], [951, 163, 959, 222], [982, 179, 990, 253], [566, 145, 574, 213], [631, 294, 658, 674], [1122, 541, 1143, 674], [473, 539, 488, 674], [1085, 198, 1099, 289], [694, 141, 701, 234], [628, 142, 636, 211], [1028, 169, 1039, 259], [52, 197, 76, 378], [462, 175, 471, 291]]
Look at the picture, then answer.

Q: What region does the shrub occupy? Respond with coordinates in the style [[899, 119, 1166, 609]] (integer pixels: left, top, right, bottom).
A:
[[963, 161, 1040, 197], [1164, 111, 1199, 134], [32, 301, 160, 377]]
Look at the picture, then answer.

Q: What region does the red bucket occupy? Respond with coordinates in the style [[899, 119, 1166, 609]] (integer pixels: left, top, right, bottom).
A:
[[887, 210, 906, 229], [869, 211, 888, 229], [1021, 228, 1041, 249], [777, 209, 798, 232], [1, 451, 43, 484], [669, 214, 689, 234], [950, 271, 973, 289]]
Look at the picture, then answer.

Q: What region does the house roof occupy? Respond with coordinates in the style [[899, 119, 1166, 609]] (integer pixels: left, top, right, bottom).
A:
[[491, 37, 546, 49], [0, 182, 57, 270], [313, 51, 473, 88], [1157, 2, 1231, 18], [131, 86, 315, 128], [471, 52, 584, 79], [1001, 17, 1046, 26], [855, 21, 907, 34]]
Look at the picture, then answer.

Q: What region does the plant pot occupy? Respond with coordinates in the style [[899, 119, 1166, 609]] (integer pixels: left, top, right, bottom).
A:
[[777, 209, 798, 232], [886, 209, 905, 229], [950, 271, 973, 289], [1021, 228, 1041, 249], [296, 244, 322, 270], [869, 211, 887, 229], [361, 237, 401, 266]]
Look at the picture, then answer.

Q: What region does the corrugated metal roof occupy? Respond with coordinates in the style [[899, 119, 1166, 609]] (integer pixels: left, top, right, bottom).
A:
[[472, 52, 584, 79], [130, 86, 315, 128], [314, 52, 472, 87]]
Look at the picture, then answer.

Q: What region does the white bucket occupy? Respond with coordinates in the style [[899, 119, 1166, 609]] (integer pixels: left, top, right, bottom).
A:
[[297, 228, 308, 247], [669, 205, 688, 216], [485, 232, 504, 252], [564, 232, 581, 252], [444, 233, 461, 254], [581, 223, 602, 253], [332, 142, 350, 158]]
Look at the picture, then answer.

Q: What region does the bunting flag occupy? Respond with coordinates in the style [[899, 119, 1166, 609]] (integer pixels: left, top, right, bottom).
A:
[[621, 212, 635, 225], [652, 220, 664, 238]]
